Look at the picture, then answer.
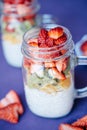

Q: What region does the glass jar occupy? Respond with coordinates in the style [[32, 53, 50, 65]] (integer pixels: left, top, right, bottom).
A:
[[21, 25, 87, 118], [1, 0, 40, 67]]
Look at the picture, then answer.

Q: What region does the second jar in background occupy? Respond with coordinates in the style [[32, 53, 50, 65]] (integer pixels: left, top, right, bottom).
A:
[[1, 0, 40, 67]]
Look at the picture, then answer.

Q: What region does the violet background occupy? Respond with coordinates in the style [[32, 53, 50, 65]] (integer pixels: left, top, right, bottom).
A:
[[0, 0, 87, 129]]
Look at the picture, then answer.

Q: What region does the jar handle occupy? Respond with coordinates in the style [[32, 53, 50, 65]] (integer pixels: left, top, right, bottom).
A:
[[75, 55, 87, 98]]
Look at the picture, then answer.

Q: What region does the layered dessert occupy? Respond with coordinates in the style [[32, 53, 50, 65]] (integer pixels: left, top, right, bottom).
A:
[[1, 0, 39, 67], [23, 26, 75, 117]]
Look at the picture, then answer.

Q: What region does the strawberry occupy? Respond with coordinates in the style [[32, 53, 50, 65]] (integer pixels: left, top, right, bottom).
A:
[[60, 49, 67, 55], [30, 42, 38, 47], [0, 98, 10, 108], [80, 41, 87, 56], [6, 90, 24, 114], [38, 29, 48, 47], [46, 37, 54, 47], [54, 33, 67, 45], [52, 67, 66, 80], [23, 58, 31, 68], [72, 115, 87, 128], [59, 124, 83, 130], [48, 27, 63, 39], [5, 25, 15, 32], [0, 90, 24, 115], [0, 103, 19, 123], [28, 38, 38, 44], [4, 0, 32, 4], [29, 39, 38, 47]]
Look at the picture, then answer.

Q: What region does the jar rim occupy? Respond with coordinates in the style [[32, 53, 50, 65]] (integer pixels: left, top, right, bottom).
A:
[[22, 24, 74, 61]]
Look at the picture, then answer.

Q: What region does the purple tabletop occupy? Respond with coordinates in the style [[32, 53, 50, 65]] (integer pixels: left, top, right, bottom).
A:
[[0, 0, 87, 130]]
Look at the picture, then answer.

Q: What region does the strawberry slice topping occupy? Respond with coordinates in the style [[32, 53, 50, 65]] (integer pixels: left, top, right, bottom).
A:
[[38, 29, 48, 47], [4, 0, 32, 4], [59, 124, 83, 130], [54, 33, 67, 45], [48, 27, 63, 39], [46, 37, 54, 47], [28, 38, 38, 47]]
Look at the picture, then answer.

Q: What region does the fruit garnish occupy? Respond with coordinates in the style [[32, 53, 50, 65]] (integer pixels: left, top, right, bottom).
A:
[[44, 61, 56, 68], [28, 38, 38, 47], [46, 37, 54, 47], [55, 58, 68, 72], [0, 103, 19, 123], [80, 41, 87, 56], [54, 33, 67, 45], [23, 58, 31, 68], [72, 115, 87, 128], [38, 28, 48, 47], [59, 115, 87, 130], [48, 27, 63, 39], [52, 67, 66, 80], [4, 0, 32, 4], [59, 124, 83, 130], [5, 24, 15, 32], [0, 90, 24, 123]]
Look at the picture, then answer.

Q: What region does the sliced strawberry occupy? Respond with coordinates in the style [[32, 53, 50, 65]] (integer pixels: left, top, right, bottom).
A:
[[0, 103, 19, 123], [54, 33, 67, 45], [59, 124, 83, 130], [44, 61, 56, 68], [23, 58, 31, 68], [5, 25, 15, 32], [6, 90, 24, 114], [60, 49, 67, 55], [0, 90, 24, 115], [80, 41, 87, 56], [48, 27, 63, 39], [4, 0, 32, 4], [72, 115, 87, 128], [30, 42, 38, 47], [38, 29, 48, 47], [0, 98, 10, 108], [52, 67, 66, 80], [46, 37, 54, 47], [28, 38, 38, 47]]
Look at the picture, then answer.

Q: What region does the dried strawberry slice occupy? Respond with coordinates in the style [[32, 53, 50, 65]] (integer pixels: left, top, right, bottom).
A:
[[48, 27, 63, 39], [4, 0, 32, 4], [46, 37, 54, 47], [54, 33, 67, 45], [72, 115, 87, 128], [59, 124, 83, 130], [28, 38, 38, 47], [0, 90, 24, 115], [0, 103, 19, 123], [38, 29, 48, 47], [23, 58, 31, 68]]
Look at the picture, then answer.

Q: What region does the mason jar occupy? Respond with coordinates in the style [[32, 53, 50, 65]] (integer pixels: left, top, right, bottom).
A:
[[21, 25, 87, 118], [1, 0, 40, 67]]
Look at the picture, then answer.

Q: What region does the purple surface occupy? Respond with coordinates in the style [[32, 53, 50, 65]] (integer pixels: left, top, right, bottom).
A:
[[0, 0, 87, 130]]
